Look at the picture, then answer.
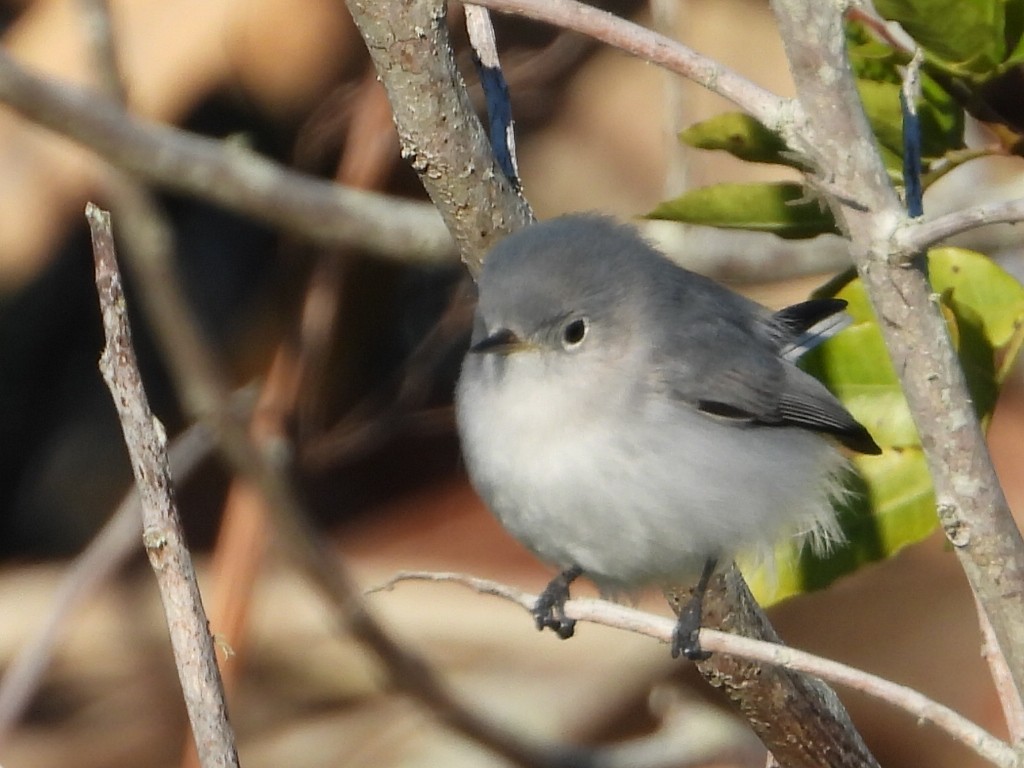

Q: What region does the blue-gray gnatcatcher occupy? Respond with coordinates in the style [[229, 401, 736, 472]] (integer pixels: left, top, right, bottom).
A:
[[455, 214, 880, 659]]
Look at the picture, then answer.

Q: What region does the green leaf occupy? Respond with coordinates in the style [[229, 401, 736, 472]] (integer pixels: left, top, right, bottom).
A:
[[744, 248, 1024, 606], [847, 21, 905, 83], [929, 246, 1024, 347], [873, 0, 1005, 76], [1005, 0, 1024, 65], [678, 113, 797, 167], [646, 182, 838, 239], [745, 449, 936, 604]]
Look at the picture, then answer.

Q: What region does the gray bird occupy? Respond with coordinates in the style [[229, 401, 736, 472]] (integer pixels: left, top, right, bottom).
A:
[[455, 214, 880, 658]]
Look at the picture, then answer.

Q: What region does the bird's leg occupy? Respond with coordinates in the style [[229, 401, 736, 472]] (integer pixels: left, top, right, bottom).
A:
[[672, 557, 718, 660], [532, 565, 583, 639]]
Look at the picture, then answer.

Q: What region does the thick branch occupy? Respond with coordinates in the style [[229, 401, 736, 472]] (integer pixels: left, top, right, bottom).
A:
[[771, 0, 1024, 704], [668, 567, 879, 768], [346, 0, 534, 274], [0, 49, 454, 264], [88, 204, 238, 768]]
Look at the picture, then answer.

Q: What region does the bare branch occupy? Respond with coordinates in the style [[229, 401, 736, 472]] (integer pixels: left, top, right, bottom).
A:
[[469, 0, 793, 134], [894, 198, 1024, 255], [79, 0, 127, 103], [87, 204, 238, 768], [770, 0, 1024, 709], [374, 570, 1020, 768], [0, 49, 455, 264], [976, 593, 1024, 744]]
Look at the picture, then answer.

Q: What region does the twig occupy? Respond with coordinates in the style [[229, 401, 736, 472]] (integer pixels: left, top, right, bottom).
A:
[[976, 592, 1024, 744], [464, 0, 793, 135], [894, 198, 1024, 255], [771, 0, 1024, 711], [373, 570, 1021, 768], [0, 420, 218, 747], [87, 204, 238, 768], [0, 49, 455, 265]]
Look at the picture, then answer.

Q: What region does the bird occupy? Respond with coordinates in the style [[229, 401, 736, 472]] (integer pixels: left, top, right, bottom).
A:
[[454, 214, 880, 658]]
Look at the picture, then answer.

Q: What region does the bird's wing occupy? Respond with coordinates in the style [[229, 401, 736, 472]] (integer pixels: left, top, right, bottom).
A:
[[653, 313, 880, 455], [771, 299, 852, 362]]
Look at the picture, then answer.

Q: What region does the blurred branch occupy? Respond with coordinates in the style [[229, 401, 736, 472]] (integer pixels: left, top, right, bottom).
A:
[[770, 0, 1024, 712], [88, 204, 238, 768], [346, 0, 534, 275], [0, 48, 456, 265], [0, 420, 219, 748], [79, 0, 126, 103], [374, 570, 1020, 768], [466, 0, 792, 134], [976, 594, 1024, 744]]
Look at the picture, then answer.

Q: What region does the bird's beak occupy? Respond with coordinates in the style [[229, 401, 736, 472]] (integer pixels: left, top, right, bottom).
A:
[[469, 328, 529, 355]]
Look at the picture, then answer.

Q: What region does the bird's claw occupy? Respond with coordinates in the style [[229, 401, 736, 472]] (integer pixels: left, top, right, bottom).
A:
[[671, 615, 711, 661], [532, 567, 581, 639]]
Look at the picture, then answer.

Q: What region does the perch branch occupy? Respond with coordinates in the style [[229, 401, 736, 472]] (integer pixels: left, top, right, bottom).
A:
[[374, 570, 1020, 768]]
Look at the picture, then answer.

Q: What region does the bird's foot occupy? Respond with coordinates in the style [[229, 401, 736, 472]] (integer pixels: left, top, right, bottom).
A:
[[532, 566, 582, 639], [671, 597, 711, 661], [670, 557, 717, 661]]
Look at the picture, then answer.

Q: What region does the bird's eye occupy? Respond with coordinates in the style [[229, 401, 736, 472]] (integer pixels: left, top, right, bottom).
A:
[[561, 317, 588, 349]]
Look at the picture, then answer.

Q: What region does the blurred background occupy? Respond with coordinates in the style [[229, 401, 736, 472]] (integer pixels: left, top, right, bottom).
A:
[[0, 0, 1022, 766]]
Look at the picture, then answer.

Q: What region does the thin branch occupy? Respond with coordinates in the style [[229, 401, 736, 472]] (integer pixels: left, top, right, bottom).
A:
[[467, 0, 793, 134], [87, 204, 238, 768], [0, 49, 455, 265], [0, 421, 218, 747], [374, 571, 1021, 768], [976, 592, 1024, 744], [770, 0, 1024, 711], [894, 198, 1024, 255]]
